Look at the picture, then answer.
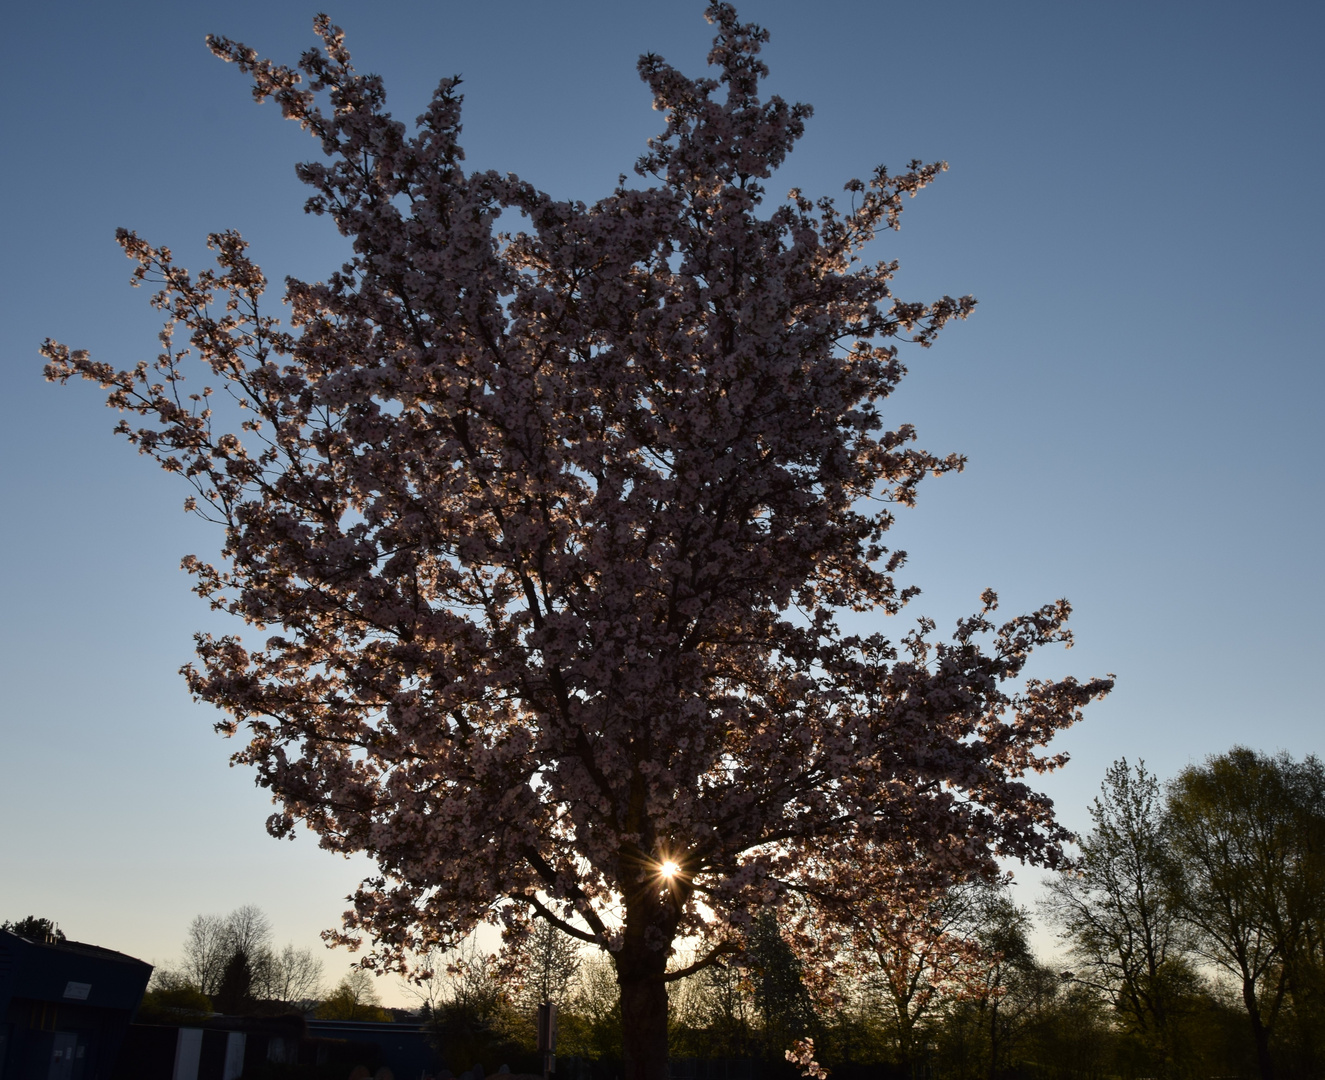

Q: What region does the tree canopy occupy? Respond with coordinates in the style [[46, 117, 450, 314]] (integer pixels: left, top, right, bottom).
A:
[[174, 905, 323, 1009], [0, 916, 65, 943], [43, 5, 1110, 1075], [1166, 749, 1325, 1080], [1047, 751, 1325, 1080], [1045, 759, 1193, 1075]]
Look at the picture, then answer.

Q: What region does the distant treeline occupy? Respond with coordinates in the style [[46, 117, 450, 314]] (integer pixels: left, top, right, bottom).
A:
[[14, 746, 1320, 1080]]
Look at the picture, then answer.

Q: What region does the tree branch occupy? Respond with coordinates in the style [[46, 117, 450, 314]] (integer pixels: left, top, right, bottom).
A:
[[521, 891, 601, 946], [661, 939, 740, 983], [522, 846, 611, 940]]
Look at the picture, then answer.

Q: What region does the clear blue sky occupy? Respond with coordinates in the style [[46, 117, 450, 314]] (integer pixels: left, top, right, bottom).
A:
[[2, 0, 1321, 998]]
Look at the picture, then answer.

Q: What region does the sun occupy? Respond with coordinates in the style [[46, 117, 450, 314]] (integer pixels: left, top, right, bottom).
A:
[[660, 859, 681, 879]]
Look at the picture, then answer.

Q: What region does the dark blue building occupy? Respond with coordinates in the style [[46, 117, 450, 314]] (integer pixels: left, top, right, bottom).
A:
[[0, 929, 152, 1080], [306, 1019, 441, 1078], [115, 1016, 444, 1080]]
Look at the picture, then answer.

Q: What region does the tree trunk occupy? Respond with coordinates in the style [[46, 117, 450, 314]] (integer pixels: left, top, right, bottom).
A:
[[1243, 977, 1274, 1080], [618, 950, 669, 1080], [895, 1009, 916, 1073]]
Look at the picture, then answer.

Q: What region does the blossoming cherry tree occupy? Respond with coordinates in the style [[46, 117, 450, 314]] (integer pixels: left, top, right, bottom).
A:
[[44, 6, 1110, 1078]]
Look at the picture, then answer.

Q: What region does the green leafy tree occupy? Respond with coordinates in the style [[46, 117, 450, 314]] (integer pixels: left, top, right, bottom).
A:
[[138, 971, 214, 1022], [748, 913, 817, 1060], [1166, 748, 1325, 1080], [1045, 759, 1196, 1077], [669, 951, 757, 1059], [1017, 976, 1117, 1080], [558, 958, 624, 1061], [318, 969, 394, 1022], [416, 939, 530, 1071]]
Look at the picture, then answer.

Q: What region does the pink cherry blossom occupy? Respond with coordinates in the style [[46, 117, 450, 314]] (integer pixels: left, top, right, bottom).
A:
[[43, 7, 1110, 1079]]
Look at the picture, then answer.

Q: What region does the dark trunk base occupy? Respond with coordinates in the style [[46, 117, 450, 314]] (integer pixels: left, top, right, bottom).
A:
[[619, 969, 669, 1080]]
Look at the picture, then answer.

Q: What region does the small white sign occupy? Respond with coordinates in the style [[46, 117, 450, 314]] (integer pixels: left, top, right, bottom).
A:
[[63, 982, 91, 1001]]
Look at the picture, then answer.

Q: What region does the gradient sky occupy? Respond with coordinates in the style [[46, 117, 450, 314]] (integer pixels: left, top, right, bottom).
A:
[[2, 0, 1321, 1004]]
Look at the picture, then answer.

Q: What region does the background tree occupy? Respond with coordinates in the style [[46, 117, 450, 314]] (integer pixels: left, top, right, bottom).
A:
[[1016, 975, 1116, 1080], [1166, 748, 1325, 1080], [1045, 759, 1195, 1077], [214, 948, 256, 1015], [262, 943, 325, 1008], [181, 913, 234, 997], [178, 906, 321, 1008], [318, 968, 394, 1022], [935, 885, 1048, 1080], [669, 949, 757, 1059], [44, 6, 1110, 1077], [747, 913, 818, 1061], [503, 916, 582, 1015], [1, 916, 65, 943], [223, 904, 279, 1001], [1270, 760, 1325, 1079], [851, 880, 985, 1071], [420, 936, 529, 1072], [399, 944, 451, 1016], [558, 958, 626, 1062], [224, 905, 272, 965], [138, 970, 214, 1022]]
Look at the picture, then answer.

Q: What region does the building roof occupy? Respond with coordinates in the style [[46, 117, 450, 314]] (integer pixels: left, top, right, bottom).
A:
[[0, 928, 152, 1013]]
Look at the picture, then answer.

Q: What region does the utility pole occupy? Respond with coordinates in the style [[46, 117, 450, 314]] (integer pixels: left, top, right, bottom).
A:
[[536, 1000, 558, 1080]]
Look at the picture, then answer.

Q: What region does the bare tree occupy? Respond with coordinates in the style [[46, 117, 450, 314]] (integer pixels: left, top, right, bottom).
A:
[[180, 905, 319, 1007], [444, 937, 508, 1017], [224, 904, 273, 959], [399, 935, 493, 1014], [182, 914, 232, 996], [399, 944, 450, 1014], [225, 905, 276, 996], [261, 943, 325, 1006]]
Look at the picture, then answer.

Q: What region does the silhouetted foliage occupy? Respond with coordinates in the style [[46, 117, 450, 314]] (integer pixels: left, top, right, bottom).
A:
[[137, 971, 213, 1022], [1046, 760, 1196, 1078], [748, 914, 818, 1061], [214, 948, 255, 1015], [1, 916, 65, 943], [419, 949, 533, 1073], [1166, 748, 1325, 1080], [317, 969, 394, 1022], [164, 905, 323, 1010]]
